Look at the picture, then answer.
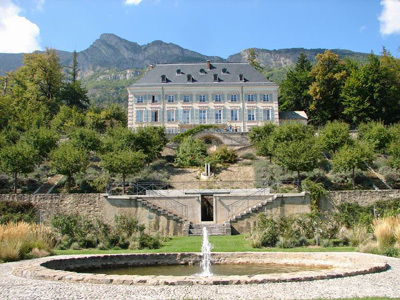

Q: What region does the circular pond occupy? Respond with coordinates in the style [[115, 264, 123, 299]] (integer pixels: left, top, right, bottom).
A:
[[13, 252, 389, 286]]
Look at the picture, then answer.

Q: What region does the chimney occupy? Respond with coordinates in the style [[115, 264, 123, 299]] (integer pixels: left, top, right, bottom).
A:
[[206, 60, 211, 70]]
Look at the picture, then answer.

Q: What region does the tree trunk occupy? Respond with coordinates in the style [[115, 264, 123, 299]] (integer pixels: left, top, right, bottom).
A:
[[352, 167, 355, 190], [297, 170, 301, 192], [122, 173, 126, 194], [65, 176, 71, 192], [13, 172, 17, 194], [269, 155, 272, 163]]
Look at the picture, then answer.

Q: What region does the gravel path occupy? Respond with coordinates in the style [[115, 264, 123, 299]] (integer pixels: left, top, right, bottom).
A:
[[1, 255, 400, 300]]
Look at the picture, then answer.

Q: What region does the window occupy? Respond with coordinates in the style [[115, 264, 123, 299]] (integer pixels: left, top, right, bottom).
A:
[[230, 94, 237, 102], [215, 109, 222, 124], [262, 94, 270, 102], [247, 94, 254, 102], [247, 109, 255, 121], [199, 94, 206, 102], [136, 110, 143, 122], [183, 95, 190, 103], [166, 128, 177, 134], [168, 95, 175, 103], [151, 110, 159, 122], [199, 109, 207, 124], [182, 110, 190, 124], [215, 94, 221, 102], [167, 110, 175, 122], [263, 109, 271, 121], [230, 109, 238, 121], [136, 96, 144, 103], [151, 95, 158, 103]]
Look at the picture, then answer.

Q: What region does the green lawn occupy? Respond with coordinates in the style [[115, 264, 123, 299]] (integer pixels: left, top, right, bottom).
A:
[[55, 235, 356, 255]]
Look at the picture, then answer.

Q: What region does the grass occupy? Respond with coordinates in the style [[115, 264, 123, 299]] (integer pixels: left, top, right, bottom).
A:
[[55, 235, 356, 255]]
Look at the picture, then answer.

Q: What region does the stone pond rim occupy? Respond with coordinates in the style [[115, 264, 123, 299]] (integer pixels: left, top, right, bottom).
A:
[[13, 252, 389, 286]]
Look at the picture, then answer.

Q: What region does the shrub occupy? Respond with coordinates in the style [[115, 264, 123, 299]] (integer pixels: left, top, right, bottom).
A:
[[345, 224, 371, 246], [0, 222, 55, 262], [301, 178, 327, 211], [175, 136, 207, 167], [209, 145, 237, 165], [0, 201, 38, 225]]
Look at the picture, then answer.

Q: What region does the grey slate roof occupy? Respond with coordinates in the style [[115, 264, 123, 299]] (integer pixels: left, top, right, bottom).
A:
[[279, 111, 308, 120], [131, 62, 276, 87]]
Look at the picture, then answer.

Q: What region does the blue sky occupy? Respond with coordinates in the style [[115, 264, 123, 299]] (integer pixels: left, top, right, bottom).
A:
[[1, 0, 400, 58]]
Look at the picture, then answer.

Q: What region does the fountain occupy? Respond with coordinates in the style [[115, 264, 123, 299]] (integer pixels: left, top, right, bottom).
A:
[[198, 227, 212, 277]]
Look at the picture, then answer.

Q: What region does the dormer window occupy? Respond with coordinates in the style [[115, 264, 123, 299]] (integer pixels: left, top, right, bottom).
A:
[[221, 68, 227, 74], [213, 74, 219, 82], [176, 69, 182, 75], [161, 75, 167, 83], [239, 74, 244, 81], [199, 68, 206, 74], [187, 74, 193, 82]]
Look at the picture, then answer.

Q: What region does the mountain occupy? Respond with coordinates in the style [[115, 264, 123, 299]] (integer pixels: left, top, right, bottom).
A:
[[0, 33, 372, 106], [0, 33, 371, 76]]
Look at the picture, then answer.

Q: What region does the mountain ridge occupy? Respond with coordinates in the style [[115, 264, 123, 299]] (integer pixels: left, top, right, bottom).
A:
[[0, 33, 370, 76]]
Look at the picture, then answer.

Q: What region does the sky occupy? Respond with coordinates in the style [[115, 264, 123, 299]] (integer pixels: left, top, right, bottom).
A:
[[0, 0, 400, 58]]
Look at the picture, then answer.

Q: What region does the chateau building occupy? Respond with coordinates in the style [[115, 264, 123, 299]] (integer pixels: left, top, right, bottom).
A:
[[127, 60, 279, 133]]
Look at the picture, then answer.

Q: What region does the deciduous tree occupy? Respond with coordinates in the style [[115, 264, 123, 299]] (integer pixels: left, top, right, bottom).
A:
[[0, 141, 37, 193], [50, 142, 89, 192], [101, 150, 146, 194], [332, 142, 375, 189]]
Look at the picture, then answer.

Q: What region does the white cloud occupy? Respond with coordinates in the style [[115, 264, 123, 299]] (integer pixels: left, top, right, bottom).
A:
[[379, 0, 400, 35], [125, 0, 143, 5], [0, 0, 41, 53]]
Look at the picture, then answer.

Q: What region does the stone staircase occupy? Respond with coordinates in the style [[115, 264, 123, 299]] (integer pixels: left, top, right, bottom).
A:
[[136, 198, 187, 223], [230, 194, 280, 222], [186, 222, 231, 236]]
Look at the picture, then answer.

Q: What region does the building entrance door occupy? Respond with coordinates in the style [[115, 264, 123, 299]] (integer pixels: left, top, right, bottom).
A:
[[201, 195, 214, 222]]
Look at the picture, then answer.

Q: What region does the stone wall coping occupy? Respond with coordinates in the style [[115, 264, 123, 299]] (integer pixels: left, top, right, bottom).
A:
[[12, 252, 388, 286]]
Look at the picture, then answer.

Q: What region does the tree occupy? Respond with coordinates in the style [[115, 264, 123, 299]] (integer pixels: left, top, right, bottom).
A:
[[270, 122, 314, 150], [358, 121, 391, 153], [274, 137, 321, 190], [175, 136, 207, 167], [59, 81, 90, 110], [50, 142, 89, 192], [309, 50, 347, 125], [332, 142, 375, 189], [50, 105, 85, 134], [318, 121, 351, 154], [0, 141, 37, 193], [247, 48, 264, 73], [23, 127, 59, 163], [68, 127, 102, 153], [279, 52, 313, 112], [101, 150, 146, 194], [249, 123, 277, 162], [133, 126, 168, 164]]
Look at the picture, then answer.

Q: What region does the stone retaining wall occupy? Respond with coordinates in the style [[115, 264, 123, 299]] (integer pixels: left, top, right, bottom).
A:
[[0, 194, 184, 236], [321, 190, 400, 211]]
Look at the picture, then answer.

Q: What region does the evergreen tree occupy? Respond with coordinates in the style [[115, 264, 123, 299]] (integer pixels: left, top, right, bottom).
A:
[[279, 52, 313, 112]]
